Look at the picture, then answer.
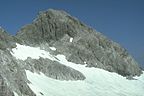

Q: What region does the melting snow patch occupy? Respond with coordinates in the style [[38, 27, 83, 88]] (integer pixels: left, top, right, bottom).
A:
[[70, 38, 73, 42], [49, 47, 56, 51]]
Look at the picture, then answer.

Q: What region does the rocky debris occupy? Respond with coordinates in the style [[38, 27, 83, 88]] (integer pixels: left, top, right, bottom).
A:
[[126, 75, 137, 80], [16, 9, 142, 77]]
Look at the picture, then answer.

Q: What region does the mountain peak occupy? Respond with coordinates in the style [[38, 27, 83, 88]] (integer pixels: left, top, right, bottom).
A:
[[34, 9, 73, 25], [38, 9, 71, 18], [16, 9, 86, 45]]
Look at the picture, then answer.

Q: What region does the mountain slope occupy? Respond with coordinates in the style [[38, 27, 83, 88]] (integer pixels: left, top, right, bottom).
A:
[[16, 9, 141, 77], [0, 9, 143, 96]]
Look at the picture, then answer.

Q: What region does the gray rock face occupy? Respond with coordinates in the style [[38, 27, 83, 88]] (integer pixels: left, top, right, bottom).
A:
[[0, 75, 13, 96], [0, 28, 16, 50], [16, 9, 142, 76], [24, 57, 85, 80], [0, 50, 36, 96], [16, 9, 82, 45]]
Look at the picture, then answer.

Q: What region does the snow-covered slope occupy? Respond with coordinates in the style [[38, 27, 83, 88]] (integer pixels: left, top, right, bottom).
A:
[[10, 43, 55, 61], [11, 43, 144, 96]]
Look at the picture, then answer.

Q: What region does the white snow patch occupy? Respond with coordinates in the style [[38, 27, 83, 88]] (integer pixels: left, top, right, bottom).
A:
[[70, 38, 73, 42], [84, 61, 87, 64], [10, 43, 55, 61], [27, 83, 44, 96], [49, 47, 56, 51], [13, 91, 19, 96], [95, 62, 97, 65]]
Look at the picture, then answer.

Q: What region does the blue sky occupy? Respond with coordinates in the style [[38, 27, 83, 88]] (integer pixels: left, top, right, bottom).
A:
[[0, 0, 144, 67]]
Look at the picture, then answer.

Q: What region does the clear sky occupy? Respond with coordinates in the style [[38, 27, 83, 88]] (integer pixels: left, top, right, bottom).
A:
[[0, 0, 144, 67]]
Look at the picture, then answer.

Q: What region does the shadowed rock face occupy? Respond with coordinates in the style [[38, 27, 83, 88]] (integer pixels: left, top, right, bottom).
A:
[[0, 9, 143, 95], [16, 9, 142, 76]]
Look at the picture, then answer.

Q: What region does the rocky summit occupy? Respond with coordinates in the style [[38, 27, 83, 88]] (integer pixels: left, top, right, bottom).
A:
[[0, 9, 143, 96]]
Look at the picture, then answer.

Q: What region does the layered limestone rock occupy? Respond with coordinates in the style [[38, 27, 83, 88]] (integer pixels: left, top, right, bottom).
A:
[[16, 9, 142, 76]]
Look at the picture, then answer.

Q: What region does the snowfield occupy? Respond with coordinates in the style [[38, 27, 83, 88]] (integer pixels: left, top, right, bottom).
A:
[[11, 44, 144, 96], [10, 43, 55, 61]]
